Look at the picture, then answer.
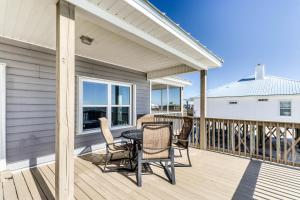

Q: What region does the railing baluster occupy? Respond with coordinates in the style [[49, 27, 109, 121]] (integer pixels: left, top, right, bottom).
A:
[[232, 121, 235, 154], [292, 124, 296, 166], [208, 119, 211, 149], [227, 120, 230, 152], [217, 120, 220, 151], [284, 125, 287, 164], [222, 120, 225, 152], [269, 123, 273, 162], [244, 121, 247, 156], [263, 122, 266, 161], [250, 122, 253, 158], [276, 123, 281, 163], [212, 119, 215, 150], [238, 122, 241, 156]]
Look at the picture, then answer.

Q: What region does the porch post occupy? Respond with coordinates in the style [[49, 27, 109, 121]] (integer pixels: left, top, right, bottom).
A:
[[56, 1, 75, 200], [200, 70, 207, 149]]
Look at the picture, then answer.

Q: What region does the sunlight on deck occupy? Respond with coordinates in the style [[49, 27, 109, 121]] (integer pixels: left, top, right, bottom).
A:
[[1, 149, 300, 200]]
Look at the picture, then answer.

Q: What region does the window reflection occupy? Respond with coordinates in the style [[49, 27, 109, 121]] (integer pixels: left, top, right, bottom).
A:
[[111, 107, 129, 126], [111, 85, 130, 105], [83, 107, 107, 130]]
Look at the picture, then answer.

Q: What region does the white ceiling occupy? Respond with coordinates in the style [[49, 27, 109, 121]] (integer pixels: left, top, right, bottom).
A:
[[0, 0, 221, 73]]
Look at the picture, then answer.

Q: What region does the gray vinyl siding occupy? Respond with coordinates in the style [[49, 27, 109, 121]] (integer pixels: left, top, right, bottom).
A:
[[0, 37, 150, 169]]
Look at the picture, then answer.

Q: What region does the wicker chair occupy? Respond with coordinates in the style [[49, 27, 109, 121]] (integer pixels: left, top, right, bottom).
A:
[[99, 118, 132, 171], [136, 122, 175, 187], [136, 114, 155, 129], [173, 117, 193, 167]]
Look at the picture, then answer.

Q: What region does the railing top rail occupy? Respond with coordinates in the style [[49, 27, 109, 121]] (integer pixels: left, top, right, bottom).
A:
[[206, 117, 300, 128], [154, 115, 200, 120]]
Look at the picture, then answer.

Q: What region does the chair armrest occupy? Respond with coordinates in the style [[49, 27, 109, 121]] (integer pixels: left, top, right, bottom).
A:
[[176, 139, 189, 142], [106, 141, 129, 150]]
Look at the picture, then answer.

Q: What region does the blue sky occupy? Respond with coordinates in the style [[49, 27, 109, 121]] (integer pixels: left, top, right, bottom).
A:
[[149, 0, 300, 99]]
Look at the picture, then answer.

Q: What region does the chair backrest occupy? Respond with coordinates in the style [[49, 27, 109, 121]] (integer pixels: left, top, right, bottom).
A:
[[99, 117, 114, 145], [136, 114, 155, 129], [141, 122, 172, 160], [177, 117, 193, 148]]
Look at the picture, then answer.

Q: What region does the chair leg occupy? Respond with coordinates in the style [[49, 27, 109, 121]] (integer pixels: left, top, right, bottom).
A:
[[137, 151, 142, 187], [104, 151, 111, 171], [178, 148, 182, 157], [187, 147, 192, 167], [171, 148, 176, 185]]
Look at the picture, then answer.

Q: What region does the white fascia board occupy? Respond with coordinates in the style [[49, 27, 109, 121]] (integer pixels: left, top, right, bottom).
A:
[[129, 0, 223, 67], [67, 0, 208, 70], [147, 65, 196, 79], [151, 77, 192, 87]]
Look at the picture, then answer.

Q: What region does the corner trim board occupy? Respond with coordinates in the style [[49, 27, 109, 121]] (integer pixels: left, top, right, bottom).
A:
[[0, 63, 6, 171]]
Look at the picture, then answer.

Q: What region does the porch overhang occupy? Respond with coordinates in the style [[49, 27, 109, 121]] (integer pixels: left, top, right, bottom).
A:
[[0, 0, 222, 77]]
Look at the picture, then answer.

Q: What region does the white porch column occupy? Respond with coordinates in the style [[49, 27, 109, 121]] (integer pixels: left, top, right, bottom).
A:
[[56, 1, 75, 199], [200, 70, 207, 149]]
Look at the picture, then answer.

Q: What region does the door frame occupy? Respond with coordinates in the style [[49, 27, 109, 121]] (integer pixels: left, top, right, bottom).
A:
[[0, 63, 6, 171]]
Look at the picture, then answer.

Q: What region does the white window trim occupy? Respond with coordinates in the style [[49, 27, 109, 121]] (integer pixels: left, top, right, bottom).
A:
[[0, 63, 6, 171], [279, 100, 292, 117], [78, 76, 135, 135]]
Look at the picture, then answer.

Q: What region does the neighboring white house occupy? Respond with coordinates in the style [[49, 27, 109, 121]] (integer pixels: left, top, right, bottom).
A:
[[194, 64, 300, 123], [150, 76, 192, 115]]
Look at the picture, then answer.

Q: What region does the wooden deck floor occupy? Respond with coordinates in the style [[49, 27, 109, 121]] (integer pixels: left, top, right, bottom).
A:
[[1, 149, 300, 200]]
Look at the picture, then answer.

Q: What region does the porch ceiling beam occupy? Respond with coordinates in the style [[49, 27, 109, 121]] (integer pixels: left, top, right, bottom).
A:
[[147, 65, 195, 80], [56, 1, 75, 200], [65, 0, 209, 70]]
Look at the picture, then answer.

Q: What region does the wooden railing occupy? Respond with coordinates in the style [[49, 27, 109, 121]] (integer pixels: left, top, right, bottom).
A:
[[154, 115, 201, 147], [206, 118, 300, 167], [154, 115, 300, 167]]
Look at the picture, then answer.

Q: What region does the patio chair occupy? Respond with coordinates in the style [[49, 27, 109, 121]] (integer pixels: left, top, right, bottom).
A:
[[136, 114, 155, 129], [173, 117, 193, 167], [99, 117, 132, 171], [136, 122, 175, 187]]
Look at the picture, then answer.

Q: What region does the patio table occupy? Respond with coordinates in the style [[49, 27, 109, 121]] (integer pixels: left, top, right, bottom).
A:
[[121, 129, 142, 141]]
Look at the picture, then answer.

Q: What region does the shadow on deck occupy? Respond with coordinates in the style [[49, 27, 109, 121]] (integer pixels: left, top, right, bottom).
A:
[[1, 149, 300, 200]]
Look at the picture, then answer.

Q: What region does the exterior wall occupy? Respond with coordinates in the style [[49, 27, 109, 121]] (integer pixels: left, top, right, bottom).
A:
[[194, 96, 300, 123], [0, 37, 150, 170]]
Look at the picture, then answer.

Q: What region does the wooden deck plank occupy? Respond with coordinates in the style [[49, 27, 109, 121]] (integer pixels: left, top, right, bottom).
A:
[[21, 170, 47, 200], [3, 149, 300, 200], [30, 168, 55, 200], [75, 160, 134, 200], [47, 164, 94, 200], [48, 164, 103, 200], [2, 178, 18, 200], [0, 182, 3, 200], [12, 172, 32, 200]]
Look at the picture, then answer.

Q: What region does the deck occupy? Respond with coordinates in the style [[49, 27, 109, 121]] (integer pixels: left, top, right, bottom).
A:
[[1, 149, 300, 200]]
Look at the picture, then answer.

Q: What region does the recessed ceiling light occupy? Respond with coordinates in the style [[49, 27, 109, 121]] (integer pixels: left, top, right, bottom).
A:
[[80, 35, 94, 45]]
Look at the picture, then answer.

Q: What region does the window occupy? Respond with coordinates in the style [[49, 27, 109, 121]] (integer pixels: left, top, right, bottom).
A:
[[79, 77, 132, 134], [169, 86, 181, 112], [151, 85, 182, 113], [82, 82, 108, 131], [280, 101, 291, 116], [151, 86, 167, 113], [111, 85, 131, 127], [229, 101, 238, 105]]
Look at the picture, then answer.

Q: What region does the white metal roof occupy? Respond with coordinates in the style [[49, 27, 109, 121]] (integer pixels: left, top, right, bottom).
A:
[[0, 0, 222, 75], [207, 76, 300, 98]]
